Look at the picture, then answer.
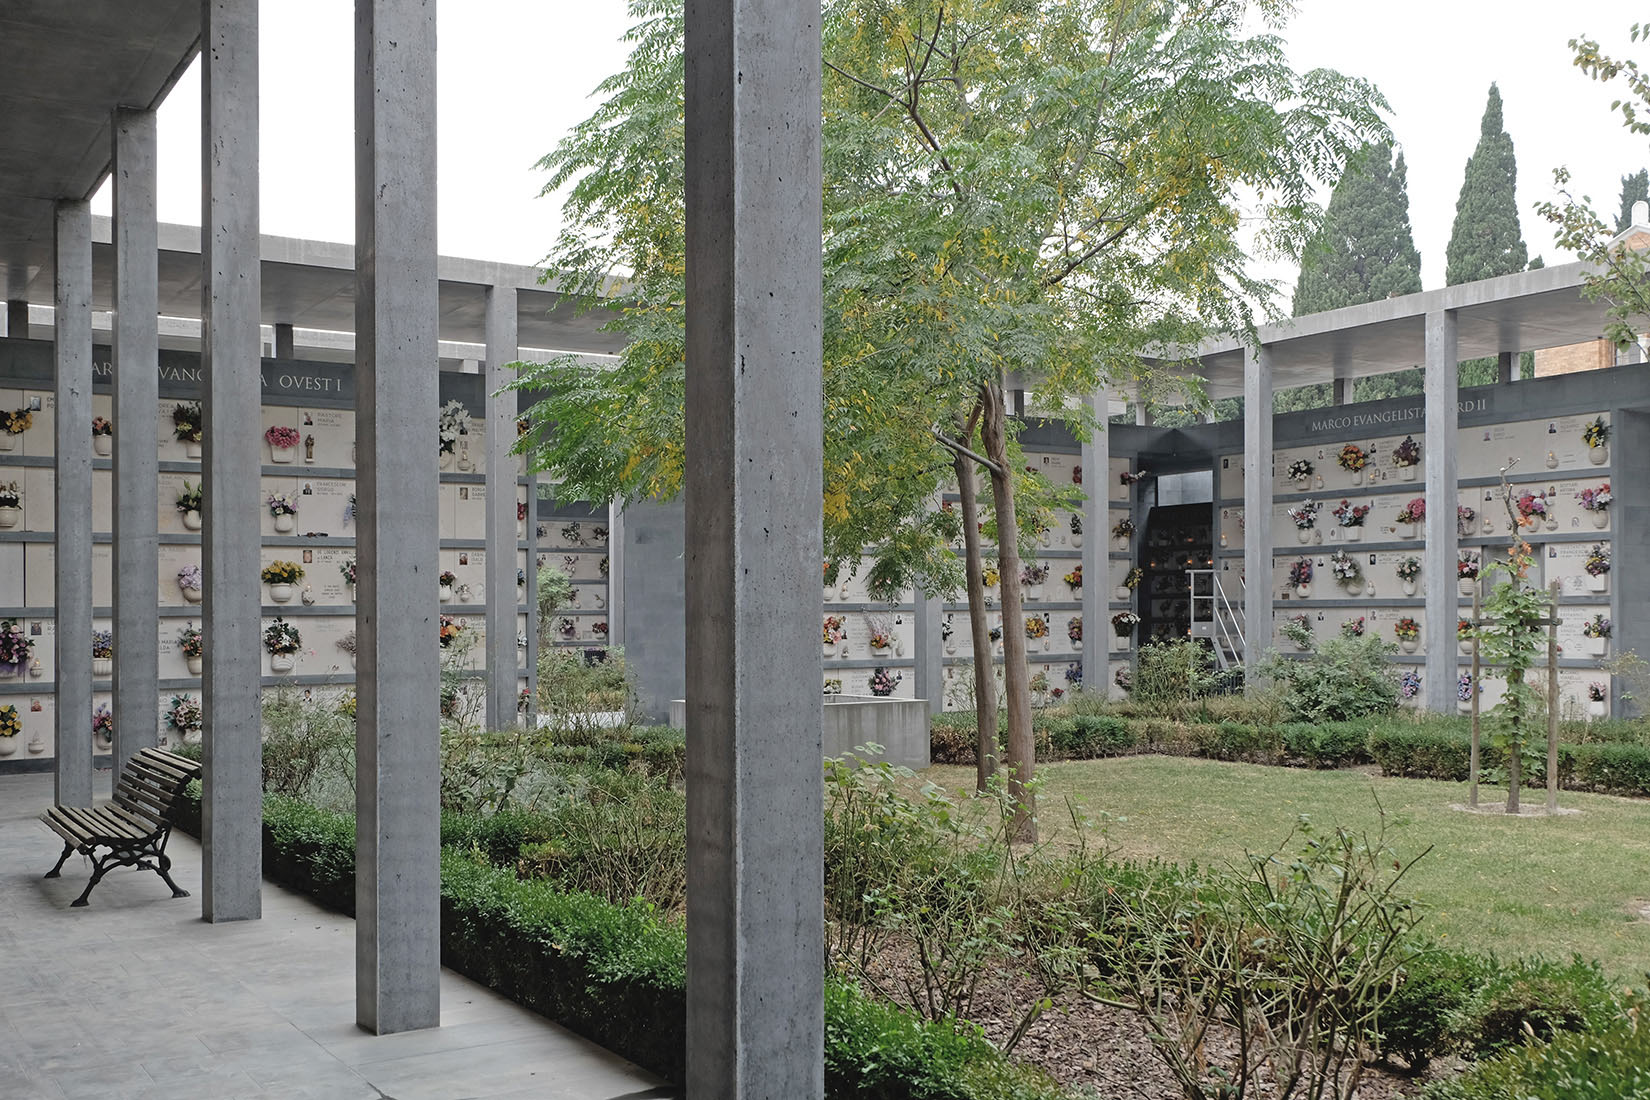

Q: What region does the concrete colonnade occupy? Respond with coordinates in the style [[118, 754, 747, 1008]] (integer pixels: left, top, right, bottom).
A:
[[1242, 344, 1274, 673], [200, 0, 265, 923], [483, 285, 518, 732], [681, 0, 826, 1092], [52, 202, 93, 808], [110, 106, 161, 776], [1421, 310, 1460, 711]]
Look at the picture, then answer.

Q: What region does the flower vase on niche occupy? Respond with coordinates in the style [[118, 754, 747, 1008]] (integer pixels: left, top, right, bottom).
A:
[[265, 425, 300, 464]]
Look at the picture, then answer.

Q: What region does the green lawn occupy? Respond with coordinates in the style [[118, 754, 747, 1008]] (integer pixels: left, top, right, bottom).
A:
[[926, 756, 1650, 981]]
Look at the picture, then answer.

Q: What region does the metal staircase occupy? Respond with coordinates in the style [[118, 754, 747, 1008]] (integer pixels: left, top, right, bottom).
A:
[[1186, 569, 1245, 671]]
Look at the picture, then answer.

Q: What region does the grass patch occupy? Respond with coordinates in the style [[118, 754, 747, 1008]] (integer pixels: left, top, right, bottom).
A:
[[925, 755, 1650, 981]]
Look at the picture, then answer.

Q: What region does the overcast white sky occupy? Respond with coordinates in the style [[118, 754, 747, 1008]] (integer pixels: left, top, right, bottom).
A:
[[96, 0, 1648, 301]]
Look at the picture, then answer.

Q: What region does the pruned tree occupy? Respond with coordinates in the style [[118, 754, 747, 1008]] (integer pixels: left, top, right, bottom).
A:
[[515, 0, 1387, 838]]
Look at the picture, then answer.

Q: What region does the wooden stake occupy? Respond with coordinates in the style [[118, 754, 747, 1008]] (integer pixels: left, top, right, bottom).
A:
[[1547, 581, 1561, 815], [1469, 585, 1481, 809]]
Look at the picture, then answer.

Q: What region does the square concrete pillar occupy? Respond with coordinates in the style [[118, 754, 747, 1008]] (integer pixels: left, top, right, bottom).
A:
[[53, 202, 94, 808], [1422, 310, 1459, 712], [912, 578, 943, 716], [604, 500, 625, 648], [200, 0, 265, 923], [1242, 345, 1273, 673], [1333, 376, 1353, 406], [682, 0, 825, 1091], [274, 321, 295, 359], [484, 285, 519, 731], [1079, 390, 1107, 693], [5, 300, 27, 338], [354, 0, 441, 1036], [111, 106, 161, 778]]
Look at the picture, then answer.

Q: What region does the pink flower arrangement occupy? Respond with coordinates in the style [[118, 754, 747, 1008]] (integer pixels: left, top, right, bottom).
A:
[[264, 425, 301, 450]]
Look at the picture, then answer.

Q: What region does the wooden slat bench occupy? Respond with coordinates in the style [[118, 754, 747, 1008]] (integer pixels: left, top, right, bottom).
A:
[[40, 747, 202, 908]]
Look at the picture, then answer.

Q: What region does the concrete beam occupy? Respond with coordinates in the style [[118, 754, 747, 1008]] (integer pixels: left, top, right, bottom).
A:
[[354, 0, 441, 1035], [111, 106, 160, 778], [274, 321, 295, 359], [200, 0, 264, 923], [5, 300, 26, 338], [1423, 310, 1459, 712], [682, 0, 825, 1090], [1242, 345, 1273, 673], [1079, 390, 1105, 695], [484, 285, 519, 731], [52, 203, 93, 808]]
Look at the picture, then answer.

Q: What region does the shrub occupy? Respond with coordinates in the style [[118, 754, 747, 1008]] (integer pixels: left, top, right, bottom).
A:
[[1049, 714, 1136, 758], [1455, 956, 1622, 1056], [516, 768, 687, 912], [1369, 723, 1471, 781], [1267, 634, 1399, 723], [1186, 720, 1277, 761], [1570, 741, 1650, 797], [1133, 639, 1222, 703], [1424, 996, 1650, 1100], [1374, 948, 1496, 1069], [1281, 720, 1372, 769]]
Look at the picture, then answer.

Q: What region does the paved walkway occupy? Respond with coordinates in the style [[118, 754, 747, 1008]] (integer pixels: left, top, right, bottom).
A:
[[0, 770, 675, 1100]]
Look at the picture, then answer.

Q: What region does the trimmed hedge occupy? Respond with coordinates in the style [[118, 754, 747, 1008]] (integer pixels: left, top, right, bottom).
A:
[[930, 712, 1650, 799], [1424, 997, 1650, 1100], [174, 788, 1065, 1100]]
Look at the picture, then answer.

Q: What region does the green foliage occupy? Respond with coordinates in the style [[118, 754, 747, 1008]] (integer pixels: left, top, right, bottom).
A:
[[1446, 84, 1529, 285], [1536, 26, 1650, 352], [1375, 948, 1496, 1069], [1460, 955, 1622, 1055], [1133, 639, 1223, 703], [515, 768, 687, 912], [1279, 720, 1372, 769], [1617, 168, 1649, 231], [536, 645, 636, 728], [1091, 818, 1426, 1099], [1265, 633, 1400, 723], [259, 687, 355, 802], [1293, 142, 1423, 315], [516, 0, 1387, 600], [1425, 998, 1650, 1100]]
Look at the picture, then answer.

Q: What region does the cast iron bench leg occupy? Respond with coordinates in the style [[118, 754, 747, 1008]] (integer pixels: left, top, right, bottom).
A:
[[44, 843, 74, 879], [155, 852, 189, 898]]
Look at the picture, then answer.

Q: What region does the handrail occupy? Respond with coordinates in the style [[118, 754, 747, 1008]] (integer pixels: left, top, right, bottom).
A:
[[1186, 568, 1245, 668]]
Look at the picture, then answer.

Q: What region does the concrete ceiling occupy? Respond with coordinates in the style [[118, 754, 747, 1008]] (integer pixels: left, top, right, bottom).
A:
[[0, 1, 199, 299], [1174, 262, 1616, 399]]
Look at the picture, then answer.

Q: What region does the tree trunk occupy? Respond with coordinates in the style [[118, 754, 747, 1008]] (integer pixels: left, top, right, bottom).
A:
[[1506, 671, 1522, 814], [980, 381, 1036, 841], [953, 448, 998, 790]]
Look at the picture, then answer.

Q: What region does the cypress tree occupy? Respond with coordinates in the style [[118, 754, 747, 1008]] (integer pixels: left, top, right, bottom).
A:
[[1616, 169, 1649, 231], [1445, 84, 1528, 285], [1288, 143, 1423, 406], [1294, 143, 1422, 315]]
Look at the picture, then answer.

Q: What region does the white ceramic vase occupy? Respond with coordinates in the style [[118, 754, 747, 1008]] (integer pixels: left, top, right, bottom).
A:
[[269, 583, 294, 604], [0, 506, 19, 528], [1344, 526, 1362, 543], [93, 435, 112, 457], [92, 657, 112, 677], [1589, 700, 1607, 719], [1592, 511, 1608, 529], [185, 440, 202, 459], [1587, 573, 1609, 594], [270, 653, 295, 673], [439, 585, 453, 603], [1400, 638, 1419, 654], [187, 656, 203, 675], [273, 513, 295, 533], [1296, 528, 1312, 544], [182, 509, 203, 531], [1400, 465, 1417, 481], [270, 445, 296, 464], [1589, 444, 1608, 466], [181, 586, 203, 604]]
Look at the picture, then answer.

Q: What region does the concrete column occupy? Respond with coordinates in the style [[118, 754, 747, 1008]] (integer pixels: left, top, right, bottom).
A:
[[1422, 310, 1460, 712], [1333, 376, 1353, 406], [52, 203, 94, 807], [912, 580, 943, 716], [605, 499, 625, 646], [682, 0, 825, 1090], [111, 107, 160, 778], [354, 0, 440, 1035], [5, 300, 26, 338], [483, 285, 518, 731], [1242, 344, 1273, 674], [1495, 350, 1513, 385], [1079, 390, 1106, 693], [524, 474, 539, 724], [200, 0, 264, 923], [274, 321, 295, 359]]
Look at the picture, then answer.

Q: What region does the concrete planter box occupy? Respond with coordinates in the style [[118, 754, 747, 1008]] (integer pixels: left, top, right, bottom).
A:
[[669, 694, 930, 769]]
